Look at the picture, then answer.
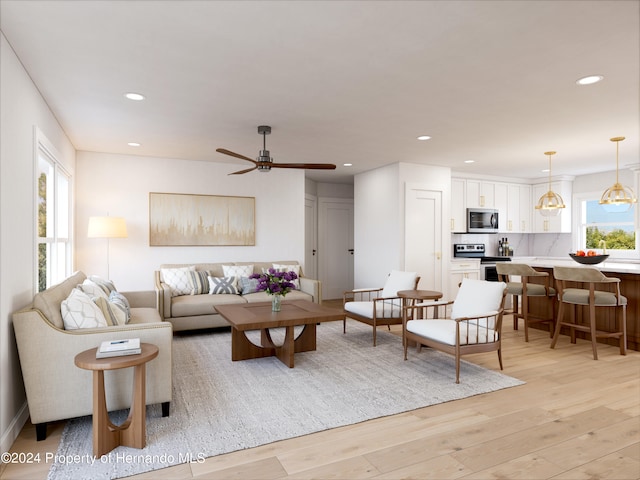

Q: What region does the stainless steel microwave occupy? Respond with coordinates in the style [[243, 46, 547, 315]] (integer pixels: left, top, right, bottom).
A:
[[467, 208, 499, 233]]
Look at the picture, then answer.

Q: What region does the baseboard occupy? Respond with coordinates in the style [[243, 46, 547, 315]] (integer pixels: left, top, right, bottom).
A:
[[1, 401, 29, 454]]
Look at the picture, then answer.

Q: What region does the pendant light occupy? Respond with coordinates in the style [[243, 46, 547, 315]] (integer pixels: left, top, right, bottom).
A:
[[599, 136, 637, 211], [535, 151, 565, 217]]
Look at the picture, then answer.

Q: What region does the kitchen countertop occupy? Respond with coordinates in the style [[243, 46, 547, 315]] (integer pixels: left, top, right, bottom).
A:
[[511, 256, 640, 275]]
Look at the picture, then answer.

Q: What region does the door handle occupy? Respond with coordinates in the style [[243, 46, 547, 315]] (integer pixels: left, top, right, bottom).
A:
[[312, 249, 316, 256], [348, 249, 354, 255]]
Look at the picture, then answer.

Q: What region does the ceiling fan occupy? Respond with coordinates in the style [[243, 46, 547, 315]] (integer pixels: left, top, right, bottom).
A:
[[216, 126, 337, 175]]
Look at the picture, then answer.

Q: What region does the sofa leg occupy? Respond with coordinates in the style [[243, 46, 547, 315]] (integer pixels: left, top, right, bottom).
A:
[[35, 423, 47, 441], [162, 402, 170, 417]]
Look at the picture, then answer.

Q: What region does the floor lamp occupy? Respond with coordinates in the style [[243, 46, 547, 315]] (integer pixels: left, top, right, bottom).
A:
[[87, 216, 128, 279]]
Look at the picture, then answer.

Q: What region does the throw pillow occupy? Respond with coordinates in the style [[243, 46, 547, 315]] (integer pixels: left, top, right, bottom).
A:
[[109, 291, 131, 323], [188, 270, 210, 295], [381, 270, 418, 298], [88, 275, 117, 295], [161, 266, 196, 297], [272, 263, 301, 289], [61, 288, 109, 330], [222, 265, 254, 278], [94, 296, 128, 326], [451, 278, 506, 321], [208, 276, 239, 295], [238, 276, 260, 294], [78, 278, 109, 300]]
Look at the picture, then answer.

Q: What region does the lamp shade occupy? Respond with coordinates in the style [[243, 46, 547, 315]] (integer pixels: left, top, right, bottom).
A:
[[87, 216, 128, 238]]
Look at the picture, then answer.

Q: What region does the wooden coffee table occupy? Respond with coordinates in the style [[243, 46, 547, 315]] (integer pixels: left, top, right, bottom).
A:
[[216, 300, 345, 368]]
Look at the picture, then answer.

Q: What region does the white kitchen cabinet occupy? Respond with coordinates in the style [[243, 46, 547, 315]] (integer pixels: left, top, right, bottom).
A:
[[449, 259, 480, 300], [532, 180, 572, 233], [450, 178, 466, 232], [494, 182, 508, 231], [466, 180, 497, 208], [503, 184, 532, 233]]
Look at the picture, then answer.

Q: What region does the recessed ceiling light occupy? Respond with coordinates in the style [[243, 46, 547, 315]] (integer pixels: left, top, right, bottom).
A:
[[542, 168, 550, 173], [127, 142, 141, 147], [417, 135, 431, 141], [343, 163, 353, 167], [124, 92, 145, 101], [576, 75, 603, 86], [464, 160, 475, 164]]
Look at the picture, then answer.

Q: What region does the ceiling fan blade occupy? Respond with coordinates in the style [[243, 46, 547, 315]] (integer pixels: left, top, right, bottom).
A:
[[216, 148, 257, 164], [228, 165, 258, 175], [270, 163, 337, 170]]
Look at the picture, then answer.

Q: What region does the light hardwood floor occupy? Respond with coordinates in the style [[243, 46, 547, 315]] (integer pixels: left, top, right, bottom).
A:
[[2, 309, 639, 480]]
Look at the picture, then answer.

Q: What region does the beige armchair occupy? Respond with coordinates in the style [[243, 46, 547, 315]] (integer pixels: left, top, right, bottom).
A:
[[403, 278, 507, 383], [12, 271, 173, 440]]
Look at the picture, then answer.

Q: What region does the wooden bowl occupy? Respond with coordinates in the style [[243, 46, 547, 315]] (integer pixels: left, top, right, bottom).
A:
[[569, 253, 609, 265]]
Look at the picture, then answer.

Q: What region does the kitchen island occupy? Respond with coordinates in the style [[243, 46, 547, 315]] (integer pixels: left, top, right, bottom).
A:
[[510, 257, 640, 351]]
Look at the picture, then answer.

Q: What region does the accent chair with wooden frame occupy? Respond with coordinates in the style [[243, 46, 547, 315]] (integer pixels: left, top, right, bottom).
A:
[[402, 278, 507, 383], [343, 270, 419, 346], [551, 266, 627, 360], [496, 263, 556, 342]]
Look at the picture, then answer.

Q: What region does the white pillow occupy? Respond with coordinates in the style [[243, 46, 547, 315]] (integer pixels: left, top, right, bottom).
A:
[[161, 266, 196, 297], [78, 278, 109, 300], [272, 263, 301, 289], [88, 275, 117, 295], [223, 265, 254, 278], [61, 288, 108, 330], [381, 270, 418, 298], [451, 278, 506, 320]]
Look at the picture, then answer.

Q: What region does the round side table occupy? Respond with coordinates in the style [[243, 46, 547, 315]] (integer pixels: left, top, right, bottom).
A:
[[397, 289, 444, 319], [74, 343, 158, 457]]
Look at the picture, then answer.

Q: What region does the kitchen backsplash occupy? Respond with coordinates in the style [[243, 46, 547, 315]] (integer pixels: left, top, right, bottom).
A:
[[451, 233, 571, 257]]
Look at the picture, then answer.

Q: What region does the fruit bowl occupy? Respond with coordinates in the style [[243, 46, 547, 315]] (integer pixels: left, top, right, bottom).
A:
[[569, 253, 609, 265]]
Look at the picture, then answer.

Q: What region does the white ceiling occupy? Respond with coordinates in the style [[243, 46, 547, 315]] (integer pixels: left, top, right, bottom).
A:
[[1, 0, 638, 184]]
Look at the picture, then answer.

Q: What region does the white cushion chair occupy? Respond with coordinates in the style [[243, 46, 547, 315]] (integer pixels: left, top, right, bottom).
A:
[[403, 278, 507, 383], [343, 270, 419, 346]]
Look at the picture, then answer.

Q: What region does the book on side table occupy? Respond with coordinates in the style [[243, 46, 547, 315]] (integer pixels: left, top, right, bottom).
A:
[[96, 338, 141, 358]]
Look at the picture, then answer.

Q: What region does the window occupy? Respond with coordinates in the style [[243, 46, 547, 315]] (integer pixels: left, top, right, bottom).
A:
[[36, 131, 71, 291], [575, 193, 637, 258]]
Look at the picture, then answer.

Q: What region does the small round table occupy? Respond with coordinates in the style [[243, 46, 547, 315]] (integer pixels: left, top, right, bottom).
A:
[[74, 343, 158, 457], [397, 289, 444, 319]]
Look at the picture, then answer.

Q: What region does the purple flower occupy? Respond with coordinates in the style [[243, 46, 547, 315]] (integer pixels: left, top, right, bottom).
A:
[[250, 269, 298, 296]]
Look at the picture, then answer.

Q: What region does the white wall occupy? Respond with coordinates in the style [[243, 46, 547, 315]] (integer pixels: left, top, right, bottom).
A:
[[0, 33, 76, 452], [354, 162, 451, 288], [75, 152, 306, 291]]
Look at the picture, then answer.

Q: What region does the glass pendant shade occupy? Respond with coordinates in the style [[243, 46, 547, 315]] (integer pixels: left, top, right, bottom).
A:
[[599, 137, 637, 212], [535, 151, 565, 216]]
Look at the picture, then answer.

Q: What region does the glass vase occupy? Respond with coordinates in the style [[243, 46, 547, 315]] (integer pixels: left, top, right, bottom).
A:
[[271, 294, 282, 312]]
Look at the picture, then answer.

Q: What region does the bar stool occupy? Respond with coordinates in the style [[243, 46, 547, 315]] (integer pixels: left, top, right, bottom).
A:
[[496, 263, 556, 342], [551, 266, 627, 360]]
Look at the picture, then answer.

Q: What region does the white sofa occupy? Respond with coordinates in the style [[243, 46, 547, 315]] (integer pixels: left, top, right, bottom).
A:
[[12, 271, 173, 440], [154, 261, 322, 331]]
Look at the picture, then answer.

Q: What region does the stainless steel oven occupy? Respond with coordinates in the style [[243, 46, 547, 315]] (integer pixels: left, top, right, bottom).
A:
[[454, 243, 511, 281]]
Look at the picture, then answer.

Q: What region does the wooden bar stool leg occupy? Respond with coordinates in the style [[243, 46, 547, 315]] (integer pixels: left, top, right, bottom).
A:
[[589, 303, 598, 360], [551, 300, 564, 349], [620, 305, 627, 356], [523, 294, 529, 342]]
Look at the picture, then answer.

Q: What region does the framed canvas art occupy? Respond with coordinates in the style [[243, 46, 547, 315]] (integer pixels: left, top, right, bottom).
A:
[[149, 192, 255, 246]]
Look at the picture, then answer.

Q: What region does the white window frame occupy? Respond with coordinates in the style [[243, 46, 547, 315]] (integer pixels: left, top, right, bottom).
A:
[[572, 190, 639, 260], [34, 128, 72, 292]]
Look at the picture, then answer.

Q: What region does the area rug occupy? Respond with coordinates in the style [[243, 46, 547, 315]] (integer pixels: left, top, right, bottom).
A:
[[47, 320, 524, 480]]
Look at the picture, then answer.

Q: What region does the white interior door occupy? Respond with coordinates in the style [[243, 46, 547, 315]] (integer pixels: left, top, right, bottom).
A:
[[304, 195, 318, 280], [318, 198, 354, 300], [405, 186, 443, 291]]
